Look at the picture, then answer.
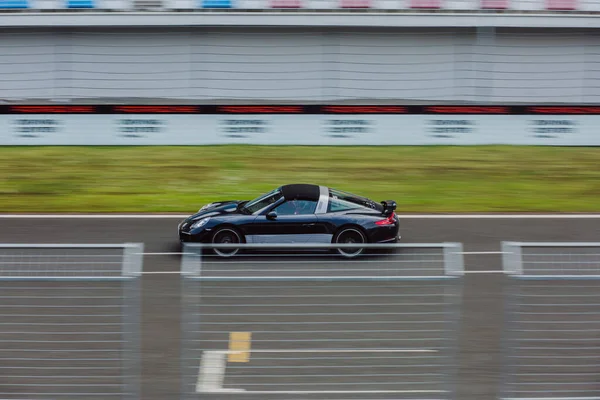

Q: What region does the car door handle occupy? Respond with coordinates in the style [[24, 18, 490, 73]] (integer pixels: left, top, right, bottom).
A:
[[302, 223, 315, 227]]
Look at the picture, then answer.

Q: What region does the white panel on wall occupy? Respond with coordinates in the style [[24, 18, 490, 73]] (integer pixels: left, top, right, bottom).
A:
[[33, 0, 63, 9], [444, 0, 477, 9], [99, 0, 132, 9], [164, 0, 194, 8], [512, 0, 542, 10], [1, 114, 598, 146], [308, 0, 338, 8], [580, 0, 600, 12]]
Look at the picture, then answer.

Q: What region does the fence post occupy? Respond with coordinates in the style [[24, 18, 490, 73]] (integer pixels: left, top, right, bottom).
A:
[[501, 241, 523, 275], [180, 243, 203, 399], [122, 243, 143, 400], [122, 242, 144, 277], [444, 242, 465, 276]]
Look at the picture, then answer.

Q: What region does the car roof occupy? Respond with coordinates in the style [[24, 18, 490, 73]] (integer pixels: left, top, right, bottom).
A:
[[280, 184, 321, 202]]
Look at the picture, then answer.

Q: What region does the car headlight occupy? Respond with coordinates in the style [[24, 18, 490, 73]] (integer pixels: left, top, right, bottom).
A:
[[190, 217, 211, 230]]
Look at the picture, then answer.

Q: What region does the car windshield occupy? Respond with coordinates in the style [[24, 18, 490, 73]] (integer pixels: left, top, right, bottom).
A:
[[242, 188, 283, 214]]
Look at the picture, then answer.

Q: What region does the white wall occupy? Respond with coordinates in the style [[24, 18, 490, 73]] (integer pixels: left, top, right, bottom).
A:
[[2, 113, 598, 145], [0, 27, 598, 103]]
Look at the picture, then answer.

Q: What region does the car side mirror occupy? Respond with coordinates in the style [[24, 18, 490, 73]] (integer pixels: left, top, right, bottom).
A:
[[266, 211, 277, 220]]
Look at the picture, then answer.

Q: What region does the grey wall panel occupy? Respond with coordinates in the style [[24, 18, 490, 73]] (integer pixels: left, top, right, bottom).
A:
[[489, 30, 586, 102], [583, 32, 600, 103], [0, 33, 57, 100], [189, 31, 325, 101], [0, 27, 598, 104], [334, 31, 459, 101], [66, 31, 193, 99]]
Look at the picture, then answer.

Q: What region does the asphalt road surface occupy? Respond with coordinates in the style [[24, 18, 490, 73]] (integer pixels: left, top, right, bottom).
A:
[[0, 215, 599, 400]]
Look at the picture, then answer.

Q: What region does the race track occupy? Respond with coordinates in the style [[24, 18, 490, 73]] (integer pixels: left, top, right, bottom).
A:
[[0, 215, 599, 400]]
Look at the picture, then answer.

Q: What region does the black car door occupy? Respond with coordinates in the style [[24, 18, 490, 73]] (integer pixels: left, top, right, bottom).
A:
[[247, 199, 322, 243]]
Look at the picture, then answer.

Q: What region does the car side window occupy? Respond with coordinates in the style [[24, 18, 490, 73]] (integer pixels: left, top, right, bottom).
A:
[[274, 200, 317, 216], [328, 197, 361, 213]]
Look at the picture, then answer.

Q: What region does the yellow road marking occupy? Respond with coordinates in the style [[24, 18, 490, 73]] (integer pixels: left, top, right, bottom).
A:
[[227, 332, 251, 362]]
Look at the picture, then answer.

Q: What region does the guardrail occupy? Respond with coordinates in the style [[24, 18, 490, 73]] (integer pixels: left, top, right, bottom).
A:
[[500, 241, 600, 400], [0, 243, 143, 399], [180, 242, 464, 400]]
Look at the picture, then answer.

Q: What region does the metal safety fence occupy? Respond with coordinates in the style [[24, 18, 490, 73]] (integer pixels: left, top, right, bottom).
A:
[[180, 242, 464, 400], [500, 242, 600, 400], [0, 243, 143, 400]]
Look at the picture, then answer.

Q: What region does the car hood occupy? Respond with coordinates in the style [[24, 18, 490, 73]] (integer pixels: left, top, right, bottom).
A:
[[186, 200, 248, 221]]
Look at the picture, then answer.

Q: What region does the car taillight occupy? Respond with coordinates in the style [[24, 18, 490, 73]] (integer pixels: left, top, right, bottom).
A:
[[375, 212, 396, 225]]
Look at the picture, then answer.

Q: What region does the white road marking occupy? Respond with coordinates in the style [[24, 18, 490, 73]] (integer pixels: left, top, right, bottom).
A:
[[134, 252, 191, 255], [196, 348, 440, 394], [190, 276, 458, 281], [463, 270, 505, 274], [0, 214, 599, 219], [458, 251, 507, 255], [196, 351, 230, 393], [199, 388, 246, 393], [501, 398, 600, 400], [146, 270, 496, 278], [211, 390, 447, 394], [220, 349, 438, 353], [139, 271, 181, 274]]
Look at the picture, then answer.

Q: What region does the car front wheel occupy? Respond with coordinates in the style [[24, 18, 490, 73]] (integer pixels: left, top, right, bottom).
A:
[[211, 227, 242, 258], [334, 228, 366, 258]]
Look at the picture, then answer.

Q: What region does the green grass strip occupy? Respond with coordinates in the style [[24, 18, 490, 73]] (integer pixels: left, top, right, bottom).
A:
[[0, 145, 599, 213]]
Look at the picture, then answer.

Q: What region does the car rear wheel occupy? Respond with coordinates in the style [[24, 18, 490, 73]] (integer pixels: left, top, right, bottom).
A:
[[334, 228, 366, 258], [212, 228, 242, 257]]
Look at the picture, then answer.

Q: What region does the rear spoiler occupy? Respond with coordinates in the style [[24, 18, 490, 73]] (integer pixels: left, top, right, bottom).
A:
[[381, 200, 397, 216]]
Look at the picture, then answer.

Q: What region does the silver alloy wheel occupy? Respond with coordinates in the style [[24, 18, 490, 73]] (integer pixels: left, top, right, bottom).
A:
[[335, 228, 366, 258], [212, 228, 241, 257]]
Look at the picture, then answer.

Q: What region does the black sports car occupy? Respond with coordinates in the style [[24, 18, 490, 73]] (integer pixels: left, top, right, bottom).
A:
[[178, 184, 400, 257]]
